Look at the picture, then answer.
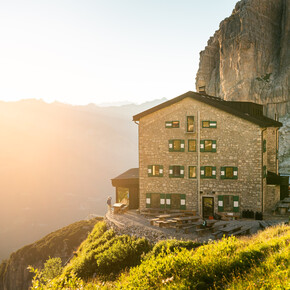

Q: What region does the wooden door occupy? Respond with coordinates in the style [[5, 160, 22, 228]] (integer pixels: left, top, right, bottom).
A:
[[202, 197, 214, 218]]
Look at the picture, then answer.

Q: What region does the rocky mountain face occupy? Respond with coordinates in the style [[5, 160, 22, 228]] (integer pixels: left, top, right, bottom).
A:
[[196, 0, 289, 119], [0, 218, 100, 290], [279, 113, 290, 174]]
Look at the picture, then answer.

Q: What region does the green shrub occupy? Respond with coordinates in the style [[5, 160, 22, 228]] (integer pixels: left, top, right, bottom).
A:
[[145, 239, 201, 259], [42, 257, 63, 280], [117, 226, 290, 289]]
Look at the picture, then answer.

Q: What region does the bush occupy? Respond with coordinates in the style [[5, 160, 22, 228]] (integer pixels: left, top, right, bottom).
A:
[[117, 225, 290, 289], [62, 222, 152, 280], [42, 257, 63, 280]]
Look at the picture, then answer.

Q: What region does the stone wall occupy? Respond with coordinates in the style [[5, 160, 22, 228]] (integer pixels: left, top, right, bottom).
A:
[[139, 97, 266, 215], [265, 127, 279, 174], [265, 185, 280, 212]]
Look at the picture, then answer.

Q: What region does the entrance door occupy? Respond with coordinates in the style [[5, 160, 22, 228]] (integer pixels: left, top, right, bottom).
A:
[[202, 197, 214, 218]]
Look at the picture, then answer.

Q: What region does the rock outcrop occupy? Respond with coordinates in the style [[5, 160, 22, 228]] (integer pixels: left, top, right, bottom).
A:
[[0, 218, 101, 290], [279, 113, 290, 174], [196, 0, 289, 119]]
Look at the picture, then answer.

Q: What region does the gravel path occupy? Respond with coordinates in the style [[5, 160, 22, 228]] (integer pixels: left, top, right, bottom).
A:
[[104, 210, 288, 244]]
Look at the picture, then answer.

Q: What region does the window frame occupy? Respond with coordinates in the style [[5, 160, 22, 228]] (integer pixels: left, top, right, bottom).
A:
[[200, 140, 217, 152], [188, 139, 197, 152], [202, 120, 217, 128], [186, 116, 195, 133], [220, 166, 238, 180], [218, 195, 239, 213], [148, 165, 163, 177], [188, 166, 197, 179], [165, 121, 180, 128], [169, 165, 185, 178], [200, 166, 216, 179], [169, 139, 185, 152]]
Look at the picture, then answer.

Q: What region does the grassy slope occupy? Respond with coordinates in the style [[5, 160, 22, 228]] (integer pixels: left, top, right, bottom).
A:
[[0, 218, 101, 290], [34, 223, 290, 289]]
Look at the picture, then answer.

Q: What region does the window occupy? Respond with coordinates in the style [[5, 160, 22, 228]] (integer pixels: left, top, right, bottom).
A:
[[148, 165, 163, 177], [188, 166, 196, 178], [202, 121, 217, 128], [146, 193, 186, 209], [223, 195, 234, 211], [169, 140, 185, 152], [200, 166, 216, 179], [188, 139, 196, 152], [146, 193, 161, 208], [165, 121, 179, 128], [187, 116, 194, 132], [218, 195, 239, 212], [165, 194, 186, 210], [200, 140, 216, 152], [221, 167, 238, 179], [117, 187, 129, 204], [169, 165, 184, 178]]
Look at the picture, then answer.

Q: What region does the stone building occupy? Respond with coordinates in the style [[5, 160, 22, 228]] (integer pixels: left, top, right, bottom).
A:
[[132, 91, 282, 217]]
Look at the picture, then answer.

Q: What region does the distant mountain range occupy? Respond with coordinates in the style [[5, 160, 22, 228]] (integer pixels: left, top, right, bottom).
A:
[[0, 98, 166, 262]]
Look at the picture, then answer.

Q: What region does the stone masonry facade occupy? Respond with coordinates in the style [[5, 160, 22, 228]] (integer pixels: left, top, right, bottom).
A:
[[136, 95, 280, 216]]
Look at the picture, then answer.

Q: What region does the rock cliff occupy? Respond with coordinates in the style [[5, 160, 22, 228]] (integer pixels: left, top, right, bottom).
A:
[[0, 218, 100, 290], [196, 0, 289, 119], [279, 113, 290, 174]]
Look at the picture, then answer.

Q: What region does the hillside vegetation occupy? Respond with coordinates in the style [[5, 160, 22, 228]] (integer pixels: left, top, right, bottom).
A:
[[0, 218, 101, 290], [30, 221, 290, 289]]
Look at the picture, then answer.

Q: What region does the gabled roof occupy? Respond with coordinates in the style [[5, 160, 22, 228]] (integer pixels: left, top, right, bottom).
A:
[[133, 91, 282, 128], [112, 168, 139, 180], [111, 168, 139, 188]]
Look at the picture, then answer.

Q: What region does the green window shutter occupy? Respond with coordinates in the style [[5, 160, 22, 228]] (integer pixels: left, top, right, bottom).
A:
[[210, 121, 217, 128], [220, 167, 225, 179], [169, 140, 173, 152], [200, 140, 205, 152], [233, 196, 239, 212], [263, 165, 267, 178], [180, 140, 185, 152], [212, 166, 216, 178], [263, 140, 266, 152], [165, 121, 172, 128], [233, 167, 238, 179], [180, 166, 184, 178], [169, 166, 173, 178], [146, 193, 151, 208], [160, 193, 166, 209], [180, 194, 186, 210], [159, 165, 163, 177], [200, 166, 205, 178], [212, 140, 217, 152], [147, 165, 153, 177], [218, 195, 224, 212], [166, 194, 171, 209]]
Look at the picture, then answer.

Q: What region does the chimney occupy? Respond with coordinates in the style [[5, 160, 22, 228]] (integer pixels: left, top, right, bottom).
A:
[[198, 86, 206, 93]]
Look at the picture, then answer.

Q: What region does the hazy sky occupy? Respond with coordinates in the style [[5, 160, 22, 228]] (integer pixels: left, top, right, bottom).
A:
[[0, 0, 238, 105]]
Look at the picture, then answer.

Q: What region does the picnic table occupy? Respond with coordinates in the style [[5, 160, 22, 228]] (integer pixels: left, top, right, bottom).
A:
[[173, 216, 201, 224], [113, 203, 128, 214], [173, 216, 202, 231], [220, 225, 242, 237], [156, 213, 185, 220]]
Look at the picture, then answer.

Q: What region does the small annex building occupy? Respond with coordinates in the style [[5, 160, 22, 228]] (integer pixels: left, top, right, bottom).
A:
[[130, 91, 284, 217], [111, 168, 139, 209]]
